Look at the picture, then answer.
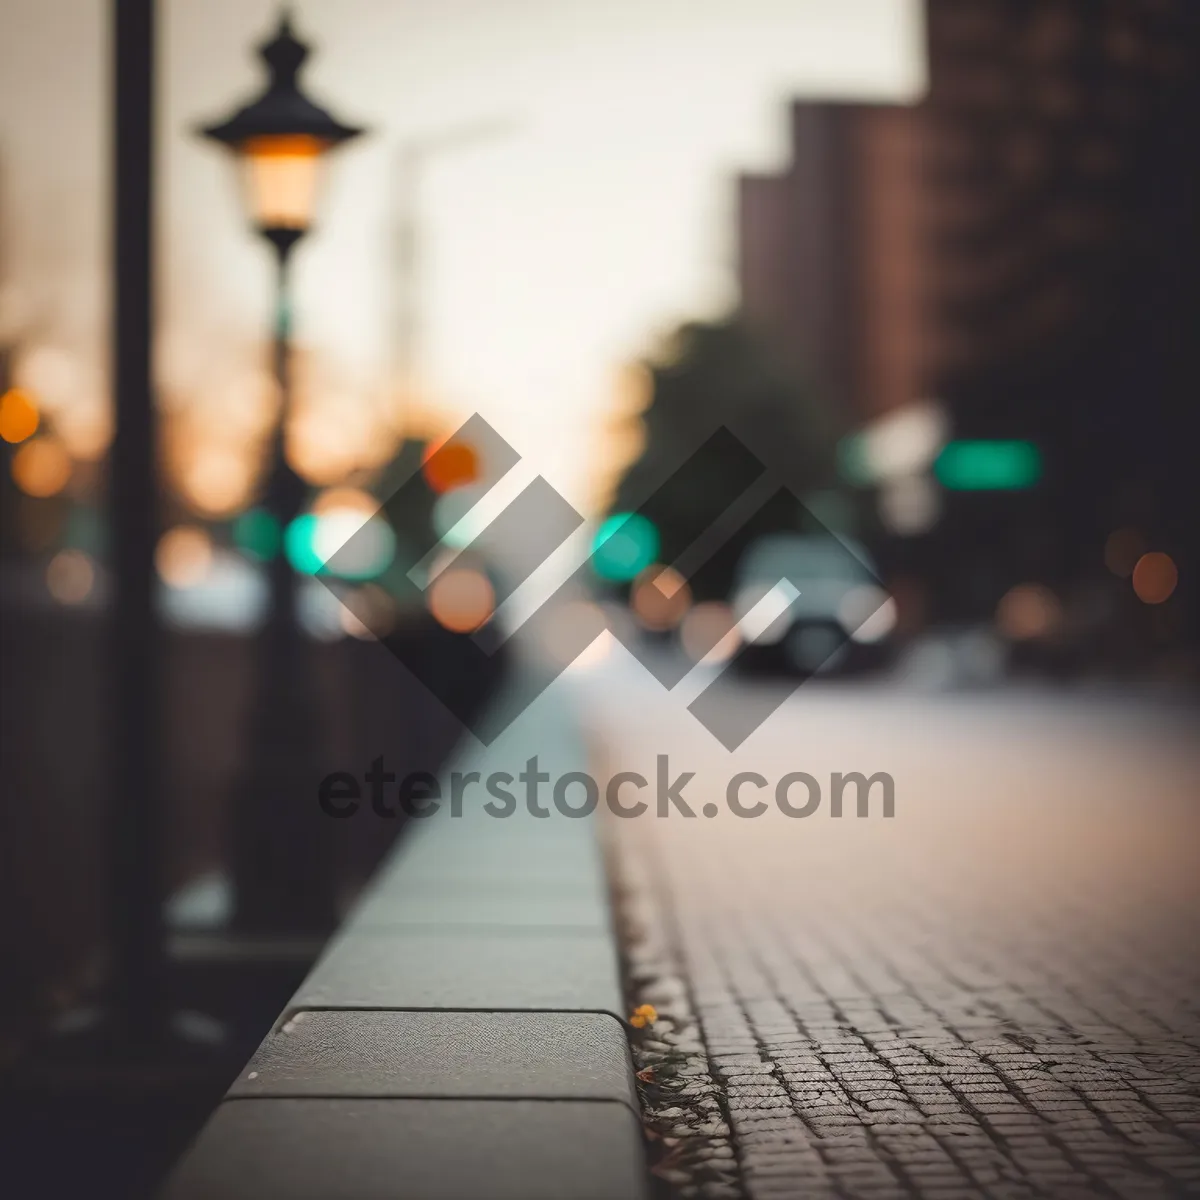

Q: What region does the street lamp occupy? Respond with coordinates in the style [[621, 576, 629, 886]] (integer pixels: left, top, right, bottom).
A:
[[201, 10, 362, 251], [198, 10, 366, 933]]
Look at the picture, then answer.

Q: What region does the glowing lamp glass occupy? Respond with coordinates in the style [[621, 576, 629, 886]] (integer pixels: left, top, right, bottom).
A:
[[240, 134, 327, 232]]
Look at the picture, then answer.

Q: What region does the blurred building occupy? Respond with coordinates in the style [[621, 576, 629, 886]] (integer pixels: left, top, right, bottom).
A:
[[738, 0, 1200, 648], [739, 102, 921, 426]]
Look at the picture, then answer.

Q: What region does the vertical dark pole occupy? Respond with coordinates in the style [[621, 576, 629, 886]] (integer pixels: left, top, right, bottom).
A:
[[232, 229, 333, 934], [259, 240, 310, 710], [110, 0, 163, 1043], [266, 240, 300, 640]]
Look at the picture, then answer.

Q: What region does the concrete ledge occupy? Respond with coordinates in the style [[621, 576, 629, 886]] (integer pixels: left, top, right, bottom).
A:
[[350, 882, 609, 931], [229, 1010, 637, 1110], [161, 1098, 648, 1200], [367, 812, 609, 893], [159, 687, 647, 1199], [289, 926, 624, 1018]]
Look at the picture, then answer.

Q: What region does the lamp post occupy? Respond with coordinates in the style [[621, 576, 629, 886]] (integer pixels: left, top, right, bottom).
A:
[[199, 10, 364, 933]]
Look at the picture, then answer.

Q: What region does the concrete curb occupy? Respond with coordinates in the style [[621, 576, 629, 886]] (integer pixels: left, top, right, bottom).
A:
[[160, 684, 650, 1200]]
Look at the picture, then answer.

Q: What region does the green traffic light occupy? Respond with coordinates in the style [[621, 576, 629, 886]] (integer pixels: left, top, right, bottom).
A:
[[934, 440, 1041, 491]]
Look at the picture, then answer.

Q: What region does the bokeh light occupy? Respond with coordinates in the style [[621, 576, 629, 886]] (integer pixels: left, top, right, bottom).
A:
[[838, 585, 898, 644], [233, 508, 282, 562], [182, 450, 251, 515], [878, 474, 941, 535], [432, 484, 489, 548], [680, 600, 741, 665], [314, 511, 396, 581], [46, 549, 95, 604], [156, 526, 214, 589], [732, 580, 796, 645], [12, 438, 71, 497], [55, 401, 113, 462], [1131, 552, 1178, 605], [542, 600, 610, 666], [423, 546, 460, 584], [338, 583, 398, 640], [284, 514, 323, 575], [592, 512, 659, 582], [284, 507, 397, 580], [286, 402, 377, 485], [423, 439, 480, 494], [630, 564, 692, 631], [297, 577, 349, 642], [206, 371, 281, 439], [0, 388, 40, 443], [428, 566, 495, 632], [339, 605, 373, 639], [856, 401, 948, 482], [996, 582, 1062, 640], [14, 346, 77, 409], [160, 550, 269, 633], [311, 486, 376, 517]]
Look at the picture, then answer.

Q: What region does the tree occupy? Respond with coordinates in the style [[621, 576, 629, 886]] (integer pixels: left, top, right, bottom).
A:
[[608, 316, 839, 601]]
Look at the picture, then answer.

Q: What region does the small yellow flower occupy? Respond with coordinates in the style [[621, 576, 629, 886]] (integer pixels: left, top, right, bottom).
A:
[[629, 1003, 658, 1029]]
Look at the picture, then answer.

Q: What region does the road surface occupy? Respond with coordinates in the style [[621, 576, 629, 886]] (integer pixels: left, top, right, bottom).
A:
[[570, 652, 1200, 1199]]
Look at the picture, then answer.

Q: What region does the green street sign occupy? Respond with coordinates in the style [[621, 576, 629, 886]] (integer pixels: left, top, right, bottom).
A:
[[934, 440, 1041, 491]]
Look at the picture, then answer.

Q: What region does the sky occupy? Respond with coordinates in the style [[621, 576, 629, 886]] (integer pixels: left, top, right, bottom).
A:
[[0, 0, 923, 508]]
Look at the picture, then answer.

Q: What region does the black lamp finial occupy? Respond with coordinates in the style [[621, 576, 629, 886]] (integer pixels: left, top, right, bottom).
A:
[[199, 6, 365, 150], [259, 8, 309, 91]]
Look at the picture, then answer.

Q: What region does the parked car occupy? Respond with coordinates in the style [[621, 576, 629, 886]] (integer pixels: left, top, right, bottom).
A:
[[729, 532, 896, 677]]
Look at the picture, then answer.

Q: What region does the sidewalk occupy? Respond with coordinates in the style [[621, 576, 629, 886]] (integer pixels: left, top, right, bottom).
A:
[[161, 677, 649, 1200]]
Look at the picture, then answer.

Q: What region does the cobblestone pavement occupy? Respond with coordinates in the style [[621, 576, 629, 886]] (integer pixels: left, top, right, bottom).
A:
[[591, 679, 1200, 1199]]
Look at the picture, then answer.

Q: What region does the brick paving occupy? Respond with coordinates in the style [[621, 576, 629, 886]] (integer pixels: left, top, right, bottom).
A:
[[599, 686, 1200, 1199]]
